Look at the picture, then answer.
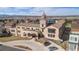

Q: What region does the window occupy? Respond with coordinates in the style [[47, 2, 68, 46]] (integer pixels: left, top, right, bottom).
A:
[[53, 35, 55, 37], [48, 28, 55, 33], [75, 37, 77, 41], [27, 28, 29, 29], [48, 34, 55, 38], [36, 28, 39, 30], [70, 37, 74, 40], [74, 44, 76, 50], [70, 37, 77, 41], [23, 32, 26, 36], [11, 29, 15, 32], [17, 27, 20, 29], [17, 30, 20, 33], [42, 24, 44, 27], [48, 34, 52, 37], [69, 43, 77, 51], [31, 28, 33, 30], [22, 27, 25, 29], [47, 19, 55, 24]]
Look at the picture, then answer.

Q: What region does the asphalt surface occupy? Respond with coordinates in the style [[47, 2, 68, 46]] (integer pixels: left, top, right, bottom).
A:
[[0, 45, 23, 51]]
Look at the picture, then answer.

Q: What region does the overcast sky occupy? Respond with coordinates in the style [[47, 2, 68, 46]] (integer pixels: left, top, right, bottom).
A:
[[0, 7, 79, 16]]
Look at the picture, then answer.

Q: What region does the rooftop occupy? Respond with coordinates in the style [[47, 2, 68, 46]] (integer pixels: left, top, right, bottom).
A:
[[17, 22, 40, 27], [51, 20, 65, 28], [71, 21, 79, 32]]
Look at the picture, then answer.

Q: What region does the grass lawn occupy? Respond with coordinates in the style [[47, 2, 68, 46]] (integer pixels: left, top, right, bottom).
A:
[[0, 36, 30, 42]]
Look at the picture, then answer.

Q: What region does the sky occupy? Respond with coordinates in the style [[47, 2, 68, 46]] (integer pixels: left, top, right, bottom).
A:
[[0, 7, 79, 16]]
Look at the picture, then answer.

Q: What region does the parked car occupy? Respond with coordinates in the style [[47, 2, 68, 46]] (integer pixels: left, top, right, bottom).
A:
[[0, 44, 2, 46], [49, 46, 58, 51], [44, 42, 51, 46]]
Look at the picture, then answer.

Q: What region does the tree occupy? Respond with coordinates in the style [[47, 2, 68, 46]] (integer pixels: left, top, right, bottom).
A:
[[0, 29, 12, 37]]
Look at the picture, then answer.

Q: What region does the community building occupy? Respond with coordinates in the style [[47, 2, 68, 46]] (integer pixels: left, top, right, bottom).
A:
[[3, 12, 66, 41]]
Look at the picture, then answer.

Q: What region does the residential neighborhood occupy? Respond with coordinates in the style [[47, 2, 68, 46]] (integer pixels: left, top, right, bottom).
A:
[[0, 7, 79, 51]]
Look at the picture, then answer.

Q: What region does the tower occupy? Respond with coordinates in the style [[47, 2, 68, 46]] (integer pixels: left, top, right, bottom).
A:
[[40, 12, 47, 30]]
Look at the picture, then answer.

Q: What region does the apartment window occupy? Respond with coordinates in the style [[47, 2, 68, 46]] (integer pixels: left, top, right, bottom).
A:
[[42, 24, 44, 27], [48, 34, 55, 38], [70, 37, 77, 41], [70, 43, 77, 51], [22, 27, 25, 29], [27, 28, 29, 29], [47, 19, 55, 24], [17, 27, 20, 29], [23, 32, 26, 36], [48, 28, 56, 33], [11, 30, 15, 32], [53, 35, 55, 37], [17, 30, 20, 33], [48, 34, 52, 37], [75, 37, 77, 41], [31, 28, 33, 30], [36, 28, 39, 30]]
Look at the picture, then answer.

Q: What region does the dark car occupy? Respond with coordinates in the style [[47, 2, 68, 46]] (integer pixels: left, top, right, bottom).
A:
[[49, 46, 58, 51], [44, 42, 51, 46], [0, 44, 2, 46]]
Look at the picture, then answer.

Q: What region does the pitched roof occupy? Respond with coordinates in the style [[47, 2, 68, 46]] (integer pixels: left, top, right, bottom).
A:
[[51, 20, 65, 28], [71, 21, 79, 32], [17, 22, 40, 27]]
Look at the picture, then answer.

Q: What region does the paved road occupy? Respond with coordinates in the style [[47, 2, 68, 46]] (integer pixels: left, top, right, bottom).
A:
[[0, 38, 65, 51], [3, 39, 64, 51], [4, 40, 48, 51], [0, 45, 23, 51]]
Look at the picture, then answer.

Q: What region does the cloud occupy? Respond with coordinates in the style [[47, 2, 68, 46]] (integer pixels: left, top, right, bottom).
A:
[[0, 7, 79, 16]]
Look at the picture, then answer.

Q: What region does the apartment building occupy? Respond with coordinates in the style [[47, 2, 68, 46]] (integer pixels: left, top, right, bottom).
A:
[[69, 21, 79, 51], [43, 20, 65, 40], [4, 12, 65, 41]]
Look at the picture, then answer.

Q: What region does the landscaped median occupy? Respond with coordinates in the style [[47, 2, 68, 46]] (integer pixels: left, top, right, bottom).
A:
[[15, 45, 32, 51]]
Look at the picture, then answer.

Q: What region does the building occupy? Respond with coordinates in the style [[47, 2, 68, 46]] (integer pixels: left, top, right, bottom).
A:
[[43, 20, 65, 40], [4, 12, 66, 41], [69, 21, 79, 51]]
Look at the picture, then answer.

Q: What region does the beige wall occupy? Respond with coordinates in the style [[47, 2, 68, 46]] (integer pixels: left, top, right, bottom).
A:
[[21, 30, 38, 38], [9, 27, 17, 36], [43, 25, 60, 40], [16, 26, 39, 37]]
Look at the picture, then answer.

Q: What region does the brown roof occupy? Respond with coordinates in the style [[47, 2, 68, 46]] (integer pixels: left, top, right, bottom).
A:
[[5, 22, 16, 26], [71, 21, 79, 32], [51, 20, 65, 28], [17, 23, 40, 27]]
